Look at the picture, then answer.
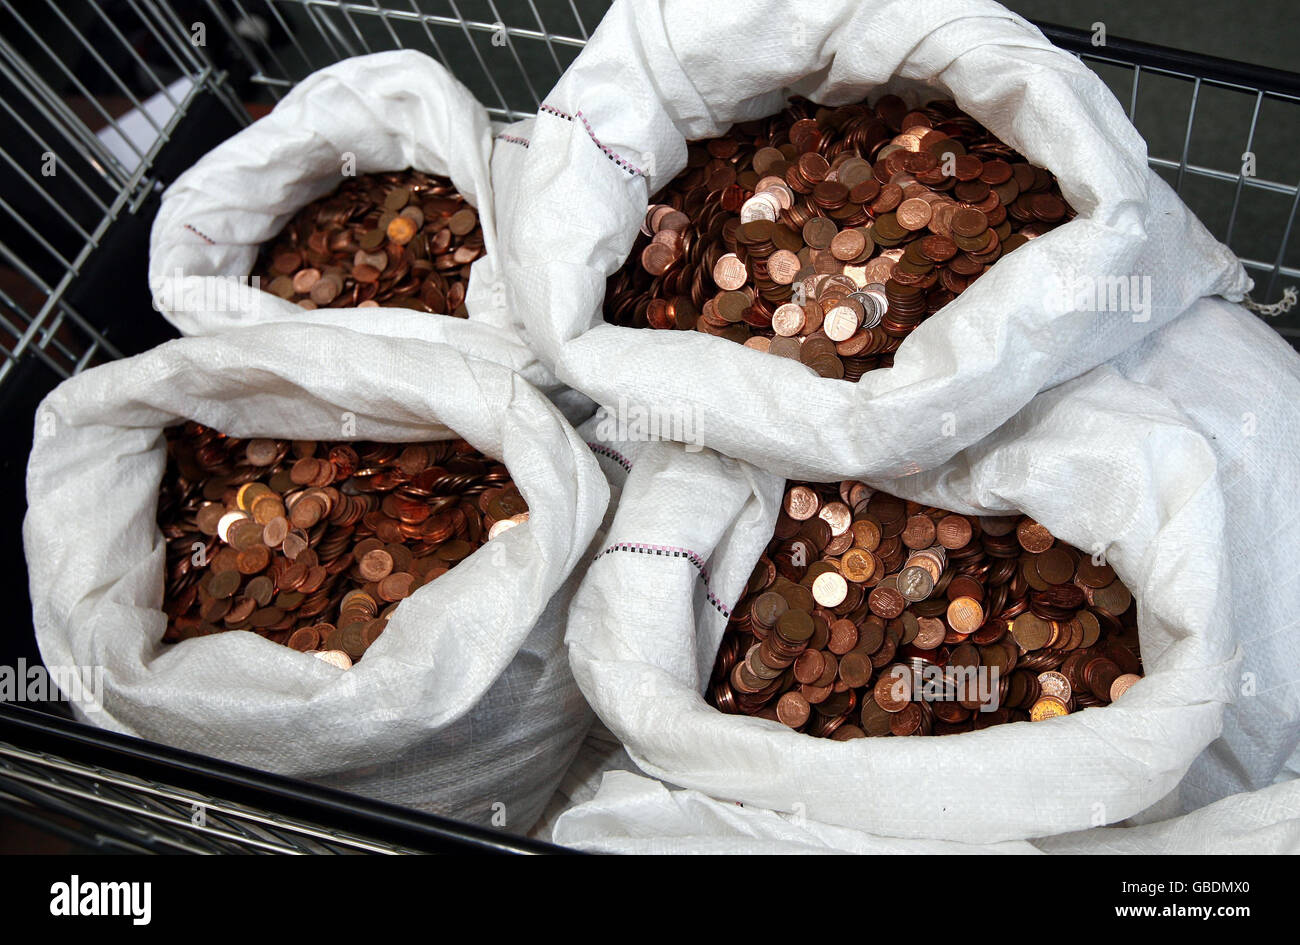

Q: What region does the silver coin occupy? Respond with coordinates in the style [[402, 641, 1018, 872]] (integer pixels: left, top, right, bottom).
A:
[[739, 192, 780, 224], [897, 565, 935, 602]]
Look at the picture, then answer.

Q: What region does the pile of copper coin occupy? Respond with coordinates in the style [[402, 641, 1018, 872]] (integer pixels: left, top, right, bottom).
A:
[[157, 422, 528, 667], [708, 481, 1142, 737], [252, 169, 484, 315], [604, 95, 1075, 381]]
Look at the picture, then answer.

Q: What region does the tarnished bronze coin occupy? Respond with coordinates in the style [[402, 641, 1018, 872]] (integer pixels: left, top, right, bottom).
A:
[[794, 648, 825, 685], [1076, 556, 1117, 588], [1012, 613, 1053, 651], [1092, 580, 1133, 616], [935, 514, 972, 549], [869, 585, 906, 619], [913, 616, 946, 650], [890, 702, 923, 736], [1036, 546, 1075, 585], [901, 514, 937, 549], [874, 665, 912, 712], [838, 651, 872, 687]]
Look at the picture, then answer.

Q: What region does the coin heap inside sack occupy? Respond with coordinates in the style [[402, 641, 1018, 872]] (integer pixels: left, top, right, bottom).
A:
[[252, 169, 484, 315], [157, 422, 529, 668], [604, 96, 1075, 381], [707, 482, 1142, 737]]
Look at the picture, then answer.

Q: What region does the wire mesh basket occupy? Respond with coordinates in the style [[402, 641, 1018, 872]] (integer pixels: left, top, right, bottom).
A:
[[1, 1, 1297, 854]]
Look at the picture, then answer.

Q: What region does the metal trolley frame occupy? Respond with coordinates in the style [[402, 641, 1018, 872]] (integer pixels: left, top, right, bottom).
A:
[[0, 1, 1296, 853]]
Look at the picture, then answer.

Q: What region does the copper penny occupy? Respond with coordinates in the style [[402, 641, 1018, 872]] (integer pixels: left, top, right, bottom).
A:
[[840, 547, 875, 583], [901, 514, 936, 549], [873, 666, 912, 712], [946, 596, 984, 633], [1016, 518, 1055, 554], [895, 197, 933, 230], [869, 586, 906, 619], [1036, 547, 1075, 585], [784, 485, 819, 521], [794, 649, 825, 685], [828, 618, 859, 655], [772, 303, 806, 337], [1110, 673, 1140, 701], [935, 514, 972, 549], [776, 692, 811, 728]]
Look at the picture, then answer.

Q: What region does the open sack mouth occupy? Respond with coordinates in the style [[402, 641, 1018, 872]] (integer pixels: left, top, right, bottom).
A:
[[603, 94, 1077, 382], [252, 169, 485, 317], [710, 479, 1141, 739], [24, 321, 606, 828], [158, 421, 528, 669]]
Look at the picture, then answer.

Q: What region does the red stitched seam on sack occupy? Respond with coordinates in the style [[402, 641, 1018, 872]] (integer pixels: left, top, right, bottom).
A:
[[497, 133, 530, 148], [593, 542, 731, 617], [576, 110, 645, 177], [586, 442, 631, 472], [539, 103, 645, 178], [184, 223, 216, 245]]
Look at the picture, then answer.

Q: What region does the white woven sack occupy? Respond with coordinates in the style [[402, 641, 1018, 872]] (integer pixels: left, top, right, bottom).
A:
[[25, 322, 608, 830], [497, 0, 1249, 479], [148, 51, 571, 398], [566, 363, 1236, 843]]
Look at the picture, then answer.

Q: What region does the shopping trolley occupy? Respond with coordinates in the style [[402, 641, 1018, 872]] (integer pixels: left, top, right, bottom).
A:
[[0, 1, 1296, 854]]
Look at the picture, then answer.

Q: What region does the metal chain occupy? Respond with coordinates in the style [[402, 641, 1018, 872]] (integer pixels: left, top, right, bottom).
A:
[[1241, 286, 1298, 317]]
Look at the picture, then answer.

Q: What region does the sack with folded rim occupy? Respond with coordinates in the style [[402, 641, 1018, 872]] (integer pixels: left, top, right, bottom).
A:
[[149, 50, 573, 404], [25, 322, 608, 831], [557, 294, 1300, 851], [494, 0, 1249, 480], [565, 347, 1242, 843]]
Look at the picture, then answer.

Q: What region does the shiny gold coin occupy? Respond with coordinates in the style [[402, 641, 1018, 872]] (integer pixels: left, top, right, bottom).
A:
[[1030, 696, 1070, 721], [840, 547, 875, 583]]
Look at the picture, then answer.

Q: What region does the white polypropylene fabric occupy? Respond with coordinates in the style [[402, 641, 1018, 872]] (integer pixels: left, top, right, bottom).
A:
[[25, 322, 608, 831], [552, 770, 1300, 854], [1103, 297, 1300, 812], [497, 0, 1249, 479], [567, 363, 1239, 843], [150, 51, 524, 348]]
